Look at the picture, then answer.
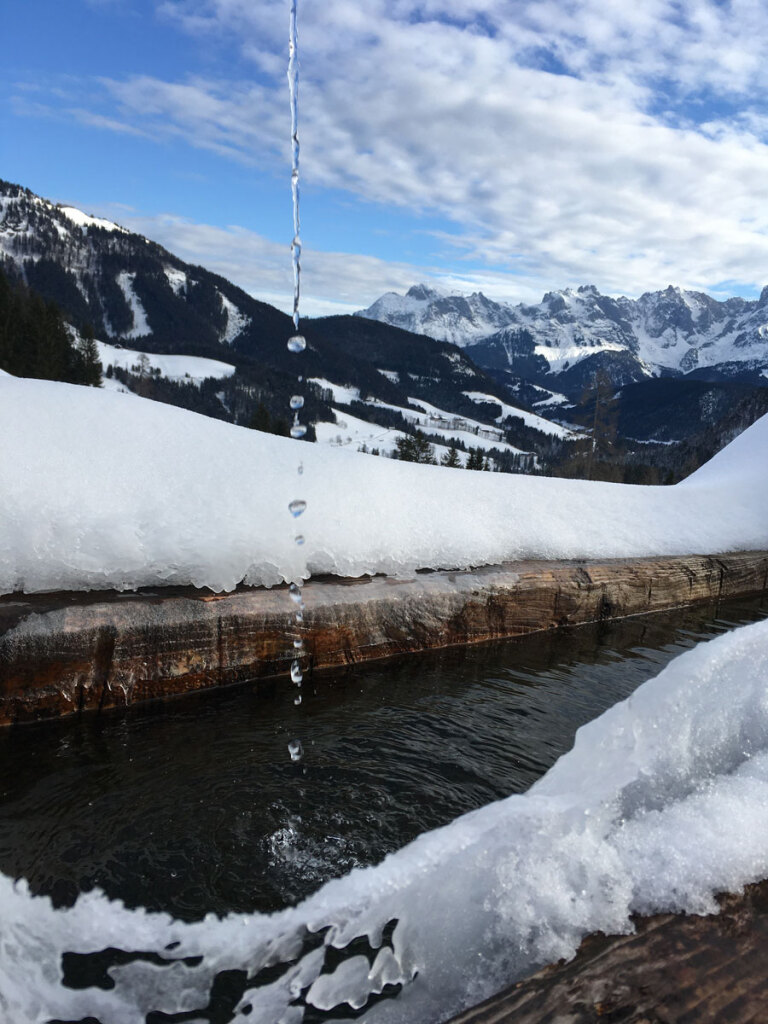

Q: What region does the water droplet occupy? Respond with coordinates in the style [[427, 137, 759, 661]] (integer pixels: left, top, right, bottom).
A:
[[290, 423, 307, 439], [289, 582, 302, 601], [291, 660, 303, 684], [294, 695, 302, 706], [293, 637, 303, 650], [288, 499, 306, 517], [295, 611, 304, 624], [297, 462, 304, 476], [294, 533, 305, 546], [288, 739, 304, 762], [290, 395, 304, 410], [287, 334, 306, 353]]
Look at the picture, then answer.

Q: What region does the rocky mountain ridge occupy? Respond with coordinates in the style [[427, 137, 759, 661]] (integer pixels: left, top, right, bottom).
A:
[[0, 179, 572, 462], [358, 282, 768, 388]]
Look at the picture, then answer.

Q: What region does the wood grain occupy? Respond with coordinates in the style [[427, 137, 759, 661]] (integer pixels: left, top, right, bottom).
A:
[[1, 551, 767, 724], [446, 882, 768, 1024]]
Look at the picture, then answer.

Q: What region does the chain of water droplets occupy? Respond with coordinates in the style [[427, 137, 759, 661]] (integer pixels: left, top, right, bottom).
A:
[[286, 0, 306, 763]]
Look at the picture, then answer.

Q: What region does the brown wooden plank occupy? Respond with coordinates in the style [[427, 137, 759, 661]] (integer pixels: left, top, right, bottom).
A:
[[445, 881, 768, 1024], [1, 551, 767, 724]]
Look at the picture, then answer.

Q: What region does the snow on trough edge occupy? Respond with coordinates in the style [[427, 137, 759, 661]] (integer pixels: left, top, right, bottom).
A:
[[0, 374, 766, 596]]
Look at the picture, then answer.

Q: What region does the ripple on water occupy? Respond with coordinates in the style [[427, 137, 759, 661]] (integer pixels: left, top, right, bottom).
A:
[[0, 596, 766, 920]]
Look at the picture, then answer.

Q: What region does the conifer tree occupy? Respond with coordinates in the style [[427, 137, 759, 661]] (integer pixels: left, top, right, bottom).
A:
[[77, 324, 103, 386], [249, 401, 272, 432], [441, 444, 461, 468]]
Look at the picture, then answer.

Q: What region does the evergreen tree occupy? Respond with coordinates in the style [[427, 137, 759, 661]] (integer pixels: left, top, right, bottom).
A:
[[249, 401, 272, 432], [441, 444, 461, 468], [394, 429, 436, 464], [77, 323, 103, 386]]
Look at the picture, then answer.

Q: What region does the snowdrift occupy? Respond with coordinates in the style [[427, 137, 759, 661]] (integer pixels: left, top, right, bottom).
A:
[[0, 375, 766, 595], [4, 617, 768, 1022]]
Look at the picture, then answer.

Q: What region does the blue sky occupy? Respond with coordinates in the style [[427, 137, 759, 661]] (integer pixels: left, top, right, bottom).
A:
[[4, 1, 768, 315]]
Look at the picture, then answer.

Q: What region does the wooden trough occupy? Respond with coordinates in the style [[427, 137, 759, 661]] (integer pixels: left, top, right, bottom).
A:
[[1, 549, 767, 725], [446, 880, 768, 1024]]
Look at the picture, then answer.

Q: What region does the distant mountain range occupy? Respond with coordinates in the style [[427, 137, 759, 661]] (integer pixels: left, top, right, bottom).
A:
[[3, 177, 767, 481], [357, 282, 768, 391], [0, 179, 573, 465]]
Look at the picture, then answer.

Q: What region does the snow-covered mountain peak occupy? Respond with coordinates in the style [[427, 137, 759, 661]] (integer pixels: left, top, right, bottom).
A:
[[361, 279, 768, 384], [405, 283, 447, 302], [357, 283, 517, 345]]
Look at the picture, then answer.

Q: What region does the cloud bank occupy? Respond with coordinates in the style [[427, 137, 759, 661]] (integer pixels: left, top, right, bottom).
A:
[[18, 1, 768, 305]]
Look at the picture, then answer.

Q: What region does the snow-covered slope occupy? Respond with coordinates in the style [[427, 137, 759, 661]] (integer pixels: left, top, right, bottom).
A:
[[1, 375, 765, 595], [359, 282, 768, 382], [96, 342, 235, 384], [0, 179, 254, 353]]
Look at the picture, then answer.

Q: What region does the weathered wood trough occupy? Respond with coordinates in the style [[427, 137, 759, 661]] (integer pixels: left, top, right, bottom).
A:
[[446, 880, 768, 1024], [2, 549, 768, 725]]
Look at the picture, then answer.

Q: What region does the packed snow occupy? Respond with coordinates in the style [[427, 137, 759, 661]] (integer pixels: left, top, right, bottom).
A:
[[0, 375, 766, 595], [96, 341, 236, 384], [4, 619, 768, 1023]]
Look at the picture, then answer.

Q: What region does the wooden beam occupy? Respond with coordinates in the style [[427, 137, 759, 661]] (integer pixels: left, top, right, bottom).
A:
[[1, 550, 767, 724], [446, 880, 768, 1024]]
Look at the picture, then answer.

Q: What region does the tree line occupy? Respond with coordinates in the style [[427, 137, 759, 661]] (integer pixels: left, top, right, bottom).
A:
[[0, 265, 102, 385]]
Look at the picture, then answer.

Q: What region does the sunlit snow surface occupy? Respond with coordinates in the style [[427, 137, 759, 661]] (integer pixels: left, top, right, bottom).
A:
[[95, 341, 236, 384], [0, 376, 766, 595], [4, 620, 768, 1022]]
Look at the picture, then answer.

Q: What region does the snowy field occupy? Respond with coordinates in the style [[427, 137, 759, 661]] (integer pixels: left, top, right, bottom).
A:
[[309, 378, 532, 458], [2, 373, 768, 1023], [0, 374, 766, 595], [95, 341, 236, 384]]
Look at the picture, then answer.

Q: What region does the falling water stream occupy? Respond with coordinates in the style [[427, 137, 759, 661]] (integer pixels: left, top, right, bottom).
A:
[[287, 0, 308, 747]]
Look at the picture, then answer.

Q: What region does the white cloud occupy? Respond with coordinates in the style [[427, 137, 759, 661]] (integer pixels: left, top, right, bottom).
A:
[[20, 1, 768, 301], [87, 206, 552, 314]]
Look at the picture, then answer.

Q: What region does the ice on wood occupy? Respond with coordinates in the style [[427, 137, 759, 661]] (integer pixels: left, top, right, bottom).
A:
[[0, 375, 766, 595]]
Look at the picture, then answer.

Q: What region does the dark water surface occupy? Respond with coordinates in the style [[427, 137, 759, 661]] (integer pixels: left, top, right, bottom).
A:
[[1, 596, 766, 921]]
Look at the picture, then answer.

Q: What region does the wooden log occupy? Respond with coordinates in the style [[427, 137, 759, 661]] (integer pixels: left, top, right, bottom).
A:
[[1, 551, 767, 725], [445, 880, 768, 1024]]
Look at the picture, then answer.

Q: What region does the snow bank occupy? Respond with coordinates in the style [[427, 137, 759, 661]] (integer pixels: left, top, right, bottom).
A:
[[0, 375, 766, 595], [4, 619, 768, 1023]]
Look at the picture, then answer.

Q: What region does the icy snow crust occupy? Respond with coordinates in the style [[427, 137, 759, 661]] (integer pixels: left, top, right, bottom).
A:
[[4, 620, 768, 1022], [1, 375, 766, 596]]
